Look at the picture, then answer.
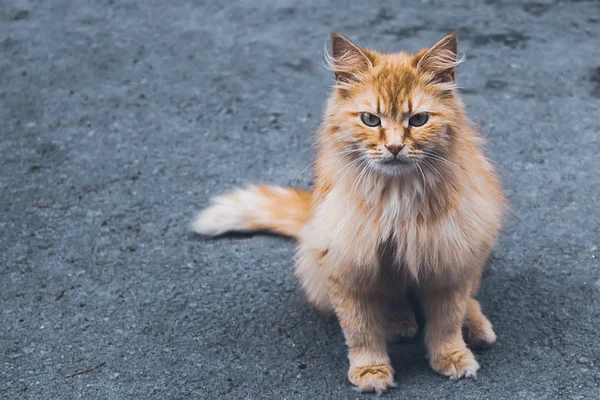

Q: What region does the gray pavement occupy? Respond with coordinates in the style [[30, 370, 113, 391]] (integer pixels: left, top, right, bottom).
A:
[[1, 0, 599, 399]]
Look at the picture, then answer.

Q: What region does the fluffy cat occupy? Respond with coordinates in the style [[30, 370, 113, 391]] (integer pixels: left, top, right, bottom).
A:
[[192, 32, 505, 393]]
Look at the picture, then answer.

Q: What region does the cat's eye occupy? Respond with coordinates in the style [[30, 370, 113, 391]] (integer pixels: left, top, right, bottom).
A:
[[360, 112, 381, 127], [408, 113, 429, 127]]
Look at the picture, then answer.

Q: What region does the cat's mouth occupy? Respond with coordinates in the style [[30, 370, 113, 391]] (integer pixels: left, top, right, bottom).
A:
[[379, 157, 411, 166], [372, 157, 415, 176], [361, 148, 417, 174]]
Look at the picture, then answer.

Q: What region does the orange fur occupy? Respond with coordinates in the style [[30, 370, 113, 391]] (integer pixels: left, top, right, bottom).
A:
[[192, 32, 505, 394], [192, 185, 310, 237]]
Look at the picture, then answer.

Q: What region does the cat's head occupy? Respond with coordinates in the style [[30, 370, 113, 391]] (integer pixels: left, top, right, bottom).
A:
[[324, 32, 464, 177]]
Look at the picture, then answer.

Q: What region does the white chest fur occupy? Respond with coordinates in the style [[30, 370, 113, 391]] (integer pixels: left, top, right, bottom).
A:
[[303, 175, 493, 285]]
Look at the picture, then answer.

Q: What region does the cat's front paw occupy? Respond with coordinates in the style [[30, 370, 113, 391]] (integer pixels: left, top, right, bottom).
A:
[[430, 347, 479, 381], [348, 364, 396, 394]]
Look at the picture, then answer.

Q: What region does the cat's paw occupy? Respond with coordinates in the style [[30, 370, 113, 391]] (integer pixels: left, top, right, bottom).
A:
[[348, 364, 396, 394], [430, 348, 479, 381], [464, 299, 496, 349], [465, 324, 496, 349], [387, 314, 418, 341]]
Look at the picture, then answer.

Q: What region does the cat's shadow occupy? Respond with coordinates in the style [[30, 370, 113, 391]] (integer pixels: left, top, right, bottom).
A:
[[283, 301, 435, 385], [191, 230, 295, 242], [284, 304, 496, 386], [191, 231, 502, 386], [389, 339, 431, 383]]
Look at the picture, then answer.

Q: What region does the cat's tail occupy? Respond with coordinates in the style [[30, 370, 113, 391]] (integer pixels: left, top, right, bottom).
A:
[[191, 185, 311, 239]]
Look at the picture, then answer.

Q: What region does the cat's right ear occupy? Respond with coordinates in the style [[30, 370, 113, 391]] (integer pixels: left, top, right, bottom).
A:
[[329, 32, 373, 84]]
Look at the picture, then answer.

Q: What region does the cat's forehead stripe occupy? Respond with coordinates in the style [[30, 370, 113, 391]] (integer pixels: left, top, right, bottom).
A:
[[354, 63, 450, 119], [374, 90, 432, 119]]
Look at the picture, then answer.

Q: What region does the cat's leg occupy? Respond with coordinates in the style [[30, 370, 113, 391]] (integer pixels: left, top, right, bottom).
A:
[[419, 283, 480, 380], [463, 265, 496, 347], [464, 298, 496, 348], [386, 293, 418, 341], [294, 246, 333, 316], [328, 277, 395, 393]]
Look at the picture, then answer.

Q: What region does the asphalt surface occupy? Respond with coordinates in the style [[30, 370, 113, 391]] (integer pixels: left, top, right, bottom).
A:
[[1, 0, 599, 399]]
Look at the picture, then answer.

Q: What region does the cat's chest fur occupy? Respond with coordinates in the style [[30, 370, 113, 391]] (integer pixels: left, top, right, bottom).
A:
[[310, 180, 440, 277], [307, 172, 485, 286]]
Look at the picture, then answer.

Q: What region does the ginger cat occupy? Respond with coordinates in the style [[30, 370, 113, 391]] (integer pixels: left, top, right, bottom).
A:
[[192, 32, 505, 393]]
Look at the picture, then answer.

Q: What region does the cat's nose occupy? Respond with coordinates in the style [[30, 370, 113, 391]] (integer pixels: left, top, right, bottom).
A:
[[385, 144, 404, 157]]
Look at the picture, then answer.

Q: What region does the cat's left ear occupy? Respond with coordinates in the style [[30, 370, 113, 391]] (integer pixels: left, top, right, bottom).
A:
[[415, 33, 460, 83]]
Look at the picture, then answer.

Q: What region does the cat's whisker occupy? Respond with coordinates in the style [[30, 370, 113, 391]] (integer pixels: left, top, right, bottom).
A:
[[313, 156, 366, 206], [421, 154, 463, 177], [423, 150, 459, 169], [364, 163, 377, 211], [424, 155, 455, 168], [331, 158, 368, 237], [330, 155, 365, 183], [293, 148, 362, 184], [419, 159, 445, 181], [415, 162, 428, 216], [346, 161, 370, 216]]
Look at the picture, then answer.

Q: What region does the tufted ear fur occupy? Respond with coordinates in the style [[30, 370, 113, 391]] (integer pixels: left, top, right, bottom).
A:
[[328, 32, 373, 84], [415, 33, 460, 83]]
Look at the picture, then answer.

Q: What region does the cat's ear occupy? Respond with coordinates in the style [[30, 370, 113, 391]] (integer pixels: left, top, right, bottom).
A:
[[415, 33, 460, 83], [329, 32, 373, 84]]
